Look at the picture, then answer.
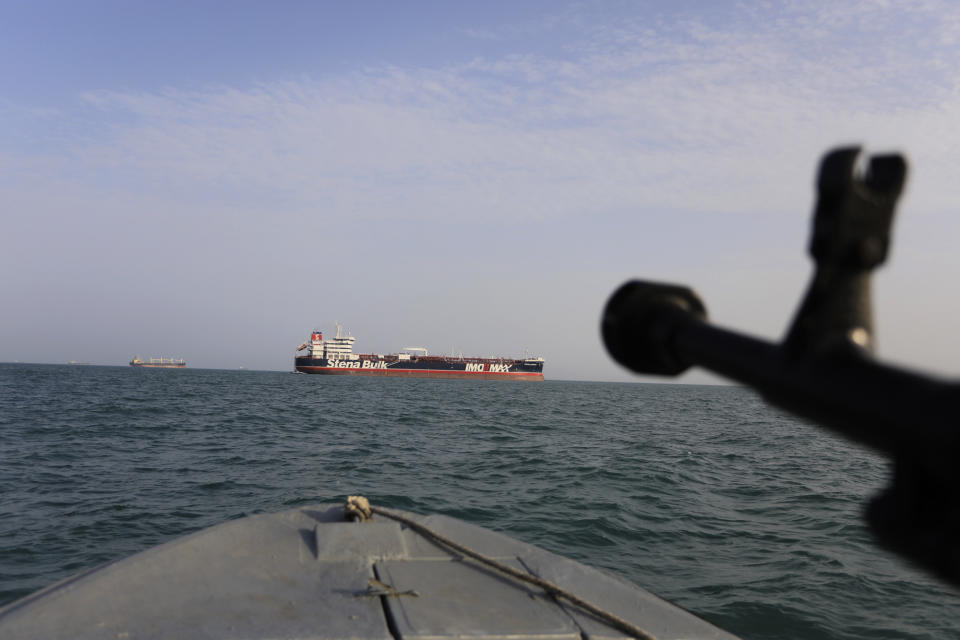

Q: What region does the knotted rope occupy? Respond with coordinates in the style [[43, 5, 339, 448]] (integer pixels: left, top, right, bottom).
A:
[[345, 495, 373, 522], [343, 496, 658, 640]]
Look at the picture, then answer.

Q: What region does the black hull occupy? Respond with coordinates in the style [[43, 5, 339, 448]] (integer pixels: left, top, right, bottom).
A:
[[294, 355, 543, 380]]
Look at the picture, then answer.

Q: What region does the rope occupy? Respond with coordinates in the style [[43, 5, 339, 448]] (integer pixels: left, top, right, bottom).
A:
[[343, 496, 658, 640], [361, 577, 420, 598], [346, 495, 373, 521]]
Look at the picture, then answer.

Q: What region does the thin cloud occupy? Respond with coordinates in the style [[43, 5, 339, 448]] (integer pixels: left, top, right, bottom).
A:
[[62, 2, 959, 226]]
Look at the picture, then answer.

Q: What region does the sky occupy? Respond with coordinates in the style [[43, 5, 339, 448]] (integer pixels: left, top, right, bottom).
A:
[[2, 1, 960, 383]]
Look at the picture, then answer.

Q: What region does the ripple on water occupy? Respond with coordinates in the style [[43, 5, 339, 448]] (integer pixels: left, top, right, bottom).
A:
[[0, 368, 953, 639]]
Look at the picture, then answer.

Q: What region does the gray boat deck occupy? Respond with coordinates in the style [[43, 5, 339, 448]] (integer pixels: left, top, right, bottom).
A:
[[0, 504, 739, 639]]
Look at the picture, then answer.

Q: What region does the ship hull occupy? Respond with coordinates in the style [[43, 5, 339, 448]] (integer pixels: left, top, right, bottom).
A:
[[130, 364, 186, 369], [130, 362, 186, 369], [294, 356, 543, 380]]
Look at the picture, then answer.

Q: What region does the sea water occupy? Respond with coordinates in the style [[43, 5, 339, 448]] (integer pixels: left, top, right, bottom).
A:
[[0, 363, 954, 638]]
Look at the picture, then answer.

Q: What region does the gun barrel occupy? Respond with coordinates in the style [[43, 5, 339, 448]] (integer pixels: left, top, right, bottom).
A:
[[602, 278, 960, 487], [601, 146, 960, 587]]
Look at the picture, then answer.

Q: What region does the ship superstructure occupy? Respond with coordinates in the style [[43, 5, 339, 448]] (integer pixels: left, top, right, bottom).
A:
[[294, 325, 543, 380]]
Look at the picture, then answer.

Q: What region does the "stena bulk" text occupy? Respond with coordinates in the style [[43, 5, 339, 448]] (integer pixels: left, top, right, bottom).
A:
[[326, 360, 388, 369]]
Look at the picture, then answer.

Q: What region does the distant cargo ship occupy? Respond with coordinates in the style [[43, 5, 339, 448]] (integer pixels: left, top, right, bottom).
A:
[[294, 325, 544, 380], [129, 356, 186, 369]]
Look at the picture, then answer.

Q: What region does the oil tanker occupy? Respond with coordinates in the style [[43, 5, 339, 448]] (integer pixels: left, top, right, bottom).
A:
[[294, 325, 544, 380]]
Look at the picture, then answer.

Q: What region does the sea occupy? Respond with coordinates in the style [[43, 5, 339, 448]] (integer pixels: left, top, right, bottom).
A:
[[0, 363, 954, 639]]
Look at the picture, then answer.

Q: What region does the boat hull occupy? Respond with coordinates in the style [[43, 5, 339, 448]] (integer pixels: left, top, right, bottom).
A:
[[0, 503, 738, 639], [294, 356, 544, 380], [130, 363, 186, 369], [295, 366, 543, 380]]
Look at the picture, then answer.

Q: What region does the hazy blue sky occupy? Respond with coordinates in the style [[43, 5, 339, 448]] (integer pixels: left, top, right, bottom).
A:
[[3, 1, 960, 382]]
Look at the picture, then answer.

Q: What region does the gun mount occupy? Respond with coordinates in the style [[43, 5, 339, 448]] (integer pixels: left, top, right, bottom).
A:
[[602, 147, 960, 587]]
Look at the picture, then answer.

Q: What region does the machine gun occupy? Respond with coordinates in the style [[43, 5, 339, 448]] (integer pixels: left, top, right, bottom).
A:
[[602, 147, 960, 587]]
